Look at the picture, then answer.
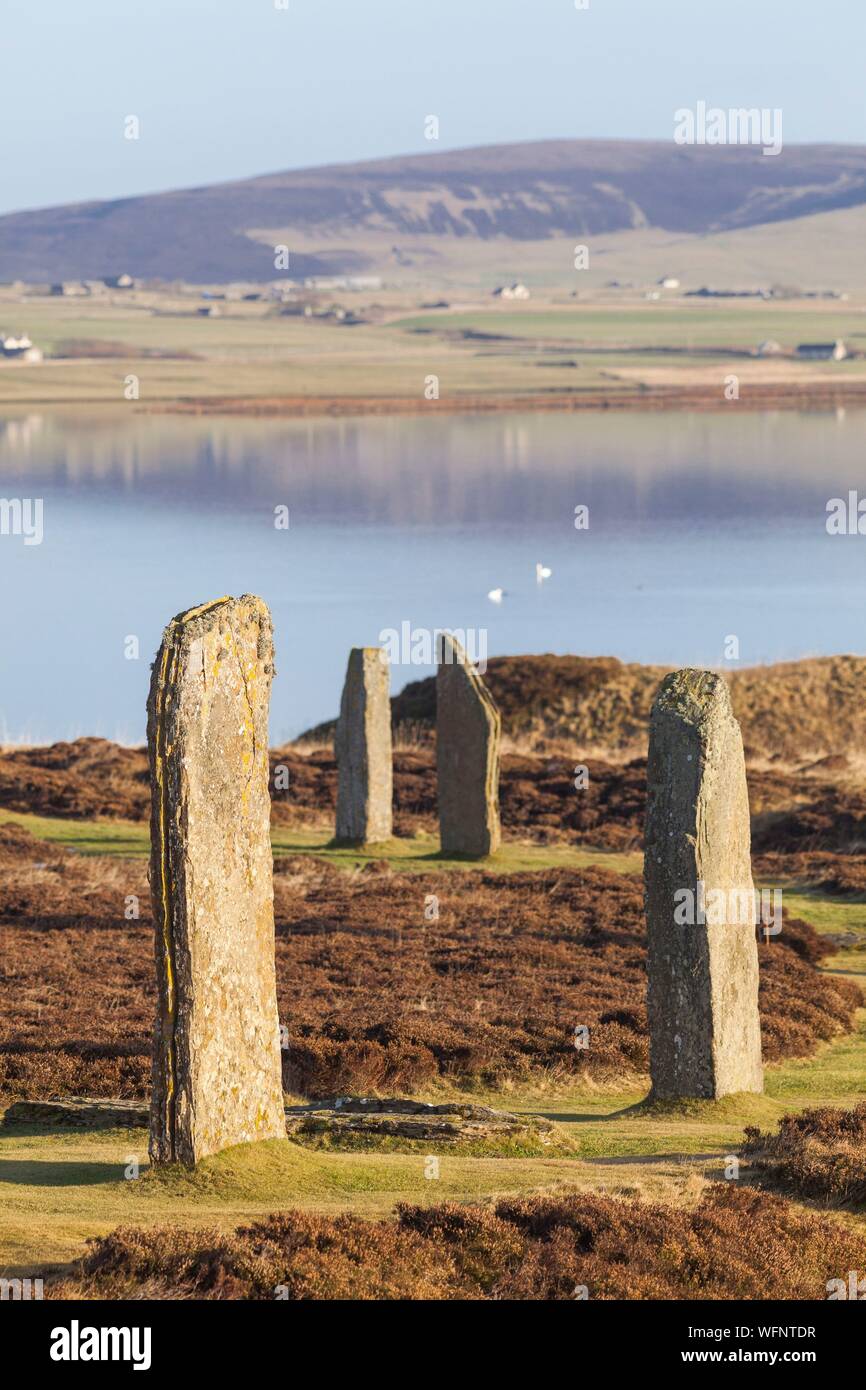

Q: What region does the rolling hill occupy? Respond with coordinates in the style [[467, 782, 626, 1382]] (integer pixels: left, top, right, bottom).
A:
[[3, 139, 866, 284]]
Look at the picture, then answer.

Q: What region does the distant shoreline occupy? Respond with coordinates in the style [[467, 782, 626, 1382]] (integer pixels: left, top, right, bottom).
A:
[[145, 382, 866, 419]]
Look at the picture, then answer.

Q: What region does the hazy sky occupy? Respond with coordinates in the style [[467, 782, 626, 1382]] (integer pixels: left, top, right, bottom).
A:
[[2, 0, 863, 215]]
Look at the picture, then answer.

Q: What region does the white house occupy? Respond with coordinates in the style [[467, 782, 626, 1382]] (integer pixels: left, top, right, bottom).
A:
[[492, 282, 531, 301], [0, 333, 43, 362]]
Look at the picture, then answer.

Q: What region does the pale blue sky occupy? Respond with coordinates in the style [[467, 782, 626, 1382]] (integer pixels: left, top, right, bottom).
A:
[[1, 0, 863, 215]]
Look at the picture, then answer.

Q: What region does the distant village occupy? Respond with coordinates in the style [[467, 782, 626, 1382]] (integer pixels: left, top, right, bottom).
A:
[[0, 270, 387, 362], [0, 268, 859, 367]]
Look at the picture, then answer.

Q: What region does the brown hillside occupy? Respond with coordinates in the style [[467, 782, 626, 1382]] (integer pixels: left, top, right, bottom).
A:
[[5, 139, 866, 283], [303, 652, 866, 762]]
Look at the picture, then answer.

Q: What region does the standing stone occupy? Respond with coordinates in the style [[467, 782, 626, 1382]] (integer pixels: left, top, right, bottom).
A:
[[436, 633, 501, 857], [644, 669, 763, 1100], [334, 647, 393, 844], [146, 595, 285, 1166]]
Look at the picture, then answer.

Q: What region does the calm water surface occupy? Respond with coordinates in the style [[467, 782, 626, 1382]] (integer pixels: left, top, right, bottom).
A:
[[1, 407, 864, 743]]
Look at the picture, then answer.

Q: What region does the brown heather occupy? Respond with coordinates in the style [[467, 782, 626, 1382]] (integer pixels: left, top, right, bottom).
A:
[[313, 652, 866, 765], [7, 732, 866, 864], [0, 825, 858, 1100], [50, 1185, 866, 1300], [744, 1103, 866, 1206]]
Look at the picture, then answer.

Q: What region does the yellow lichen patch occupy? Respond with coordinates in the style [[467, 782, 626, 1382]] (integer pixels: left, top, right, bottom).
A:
[[178, 596, 232, 626], [152, 638, 179, 1154]]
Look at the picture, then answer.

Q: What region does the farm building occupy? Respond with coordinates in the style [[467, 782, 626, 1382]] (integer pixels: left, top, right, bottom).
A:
[[0, 333, 43, 362], [50, 281, 89, 297], [492, 282, 531, 300], [796, 340, 848, 361]]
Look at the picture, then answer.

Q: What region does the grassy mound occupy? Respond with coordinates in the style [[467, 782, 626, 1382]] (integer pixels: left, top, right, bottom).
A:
[[744, 1102, 866, 1206], [299, 652, 866, 763], [50, 1185, 866, 1300]]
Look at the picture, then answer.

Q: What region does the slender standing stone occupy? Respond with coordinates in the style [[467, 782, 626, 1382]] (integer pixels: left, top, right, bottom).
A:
[[334, 647, 393, 844], [146, 595, 285, 1166], [644, 669, 763, 1099], [436, 633, 501, 857]]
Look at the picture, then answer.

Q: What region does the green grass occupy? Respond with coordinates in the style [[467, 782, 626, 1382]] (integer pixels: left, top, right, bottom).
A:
[[284, 1127, 578, 1160], [394, 304, 866, 353], [5, 292, 866, 409], [781, 890, 866, 937], [0, 1126, 587, 1274], [1, 807, 642, 875], [756, 888, 866, 977], [1, 808, 149, 856], [5, 1013, 866, 1274]]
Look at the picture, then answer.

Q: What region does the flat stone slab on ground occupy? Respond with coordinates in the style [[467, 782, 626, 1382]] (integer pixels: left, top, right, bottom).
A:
[[285, 1096, 554, 1145], [4, 1096, 554, 1150], [2, 1098, 150, 1130]]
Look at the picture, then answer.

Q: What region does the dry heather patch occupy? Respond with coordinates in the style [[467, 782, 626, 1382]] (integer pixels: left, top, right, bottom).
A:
[[50, 1185, 866, 1300], [6, 735, 866, 866], [310, 652, 866, 764], [752, 851, 866, 897], [275, 752, 866, 854], [0, 825, 858, 1100], [744, 1103, 866, 1206], [0, 738, 149, 820], [269, 864, 857, 1096], [0, 824, 154, 1099], [274, 748, 648, 846]]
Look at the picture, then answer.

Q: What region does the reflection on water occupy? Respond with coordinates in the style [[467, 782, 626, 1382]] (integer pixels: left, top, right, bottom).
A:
[[0, 407, 864, 743]]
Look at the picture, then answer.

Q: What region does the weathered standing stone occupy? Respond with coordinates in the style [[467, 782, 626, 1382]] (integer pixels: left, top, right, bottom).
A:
[[334, 647, 393, 844], [436, 633, 501, 857], [147, 595, 285, 1166], [644, 669, 763, 1100]]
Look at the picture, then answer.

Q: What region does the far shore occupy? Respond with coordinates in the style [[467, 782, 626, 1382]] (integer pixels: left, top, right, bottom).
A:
[[5, 287, 866, 417], [146, 380, 866, 419]]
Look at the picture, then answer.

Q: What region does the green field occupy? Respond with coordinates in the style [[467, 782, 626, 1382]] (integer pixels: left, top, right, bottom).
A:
[[397, 303, 866, 352], [3, 291, 866, 409]]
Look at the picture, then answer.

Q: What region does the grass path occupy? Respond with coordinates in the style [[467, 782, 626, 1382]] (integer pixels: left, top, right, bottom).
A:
[[2, 807, 642, 874]]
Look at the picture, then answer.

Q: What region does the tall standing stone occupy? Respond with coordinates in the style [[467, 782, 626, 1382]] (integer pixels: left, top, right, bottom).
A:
[[146, 595, 285, 1166], [644, 669, 763, 1100], [334, 647, 393, 844], [436, 633, 501, 857]]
